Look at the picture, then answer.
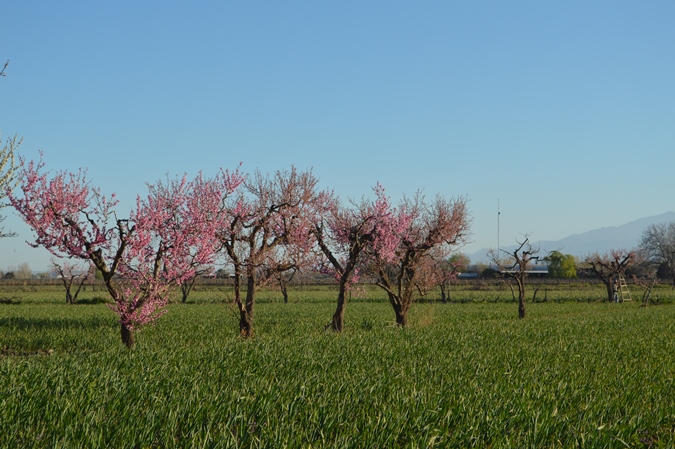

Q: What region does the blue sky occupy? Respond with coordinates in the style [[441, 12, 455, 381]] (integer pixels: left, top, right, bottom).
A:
[[1, 1, 673, 271]]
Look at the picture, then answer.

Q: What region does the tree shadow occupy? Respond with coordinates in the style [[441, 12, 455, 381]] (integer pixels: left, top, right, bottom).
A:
[[0, 316, 114, 331], [75, 296, 110, 305]]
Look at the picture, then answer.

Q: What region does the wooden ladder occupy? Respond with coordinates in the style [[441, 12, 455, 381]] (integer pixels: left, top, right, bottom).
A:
[[618, 274, 632, 302]]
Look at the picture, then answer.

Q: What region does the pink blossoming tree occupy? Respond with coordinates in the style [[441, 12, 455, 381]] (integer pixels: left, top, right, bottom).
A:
[[402, 251, 468, 303], [8, 156, 243, 347], [313, 184, 404, 332], [216, 166, 320, 337], [436, 253, 470, 303], [368, 193, 470, 326]]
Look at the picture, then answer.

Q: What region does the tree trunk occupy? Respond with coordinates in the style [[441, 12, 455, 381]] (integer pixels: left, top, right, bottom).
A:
[[239, 308, 254, 337], [72, 279, 86, 304], [281, 283, 289, 304], [394, 305, 408, 327], [280, 269, 295, 303], [331, 284, 347, 332], [642, 289, 653, 307], [61, 277, 74, 304], [181, 276, 198, 303], [517, 278, 526, 319], [181, 284, 189, 304], [602, 278, 614, 303], [233, 272, 242, 304], [121, 323, 135, 349], [239, 275, 256, 337], [440, 284, 447, 303]]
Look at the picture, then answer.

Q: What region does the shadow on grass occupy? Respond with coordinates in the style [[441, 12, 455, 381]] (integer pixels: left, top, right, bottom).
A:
[[75, 296, 110, 305], [0, 316, 114, 331]]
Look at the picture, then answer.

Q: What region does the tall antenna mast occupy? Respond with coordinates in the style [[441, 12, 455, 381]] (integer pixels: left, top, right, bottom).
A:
[[497, 199, 500, 256]]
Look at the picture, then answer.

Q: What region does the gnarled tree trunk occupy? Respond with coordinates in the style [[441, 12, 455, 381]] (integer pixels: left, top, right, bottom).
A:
[[281, 282, 289, 304], [602, 278, 615, 303], [393, 303, 408, 327], [331, 284, 348, 332], [121, 323, 135, 349], [239, 275, 256, 337], [180, 276, 198, 303], [239, 308, 254, 337], [516, 278, 526, 319]]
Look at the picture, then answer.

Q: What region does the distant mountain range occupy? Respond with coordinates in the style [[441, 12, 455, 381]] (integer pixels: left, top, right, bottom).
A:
[[467, 211, 675, 263]]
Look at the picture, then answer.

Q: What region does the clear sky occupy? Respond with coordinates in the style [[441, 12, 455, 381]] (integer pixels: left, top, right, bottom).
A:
[[0, 1, 673, 271]]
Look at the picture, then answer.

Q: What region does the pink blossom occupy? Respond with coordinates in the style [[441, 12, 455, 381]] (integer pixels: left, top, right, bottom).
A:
[[9, 155, 244, 346]]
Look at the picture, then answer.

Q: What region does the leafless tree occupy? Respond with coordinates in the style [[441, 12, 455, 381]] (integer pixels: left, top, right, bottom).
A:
[[582, 250, 635, 302], [631, 250, 658, 306], [52, 259, 93, 304], [0, 134, 20, 238], [179, 266, 213, 303], [633, 274, 658, 307], [639, 222, 675, 287], [259, 262, 300, 303], [7, 262, 33, 280], [489, 236, 539, 319]]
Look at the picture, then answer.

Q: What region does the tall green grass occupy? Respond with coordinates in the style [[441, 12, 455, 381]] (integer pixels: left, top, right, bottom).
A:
[[2, 293, 675, 447]]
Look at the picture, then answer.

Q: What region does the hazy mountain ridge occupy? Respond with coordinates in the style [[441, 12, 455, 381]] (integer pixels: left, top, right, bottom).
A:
[[468, 211, 675, 263]]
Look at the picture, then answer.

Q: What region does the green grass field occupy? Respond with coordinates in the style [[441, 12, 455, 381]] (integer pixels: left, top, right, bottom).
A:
[[2, 283, 675, 447]]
